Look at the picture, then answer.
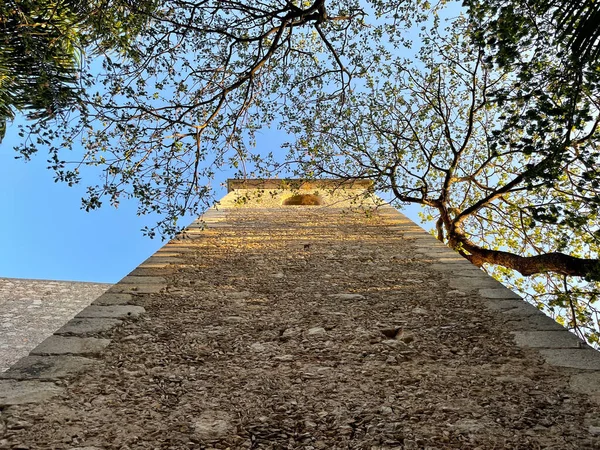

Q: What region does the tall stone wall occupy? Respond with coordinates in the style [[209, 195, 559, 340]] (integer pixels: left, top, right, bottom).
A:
[[0, 180, 599, 448]]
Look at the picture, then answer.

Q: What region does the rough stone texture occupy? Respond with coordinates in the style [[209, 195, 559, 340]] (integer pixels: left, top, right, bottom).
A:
[[0, 356, 98, 380], [0, 183, 599, 448], [504, 314, 569, 331], [75, 305, 145, 319], [55, 318, 122, 335], [108, 283, 165, 294], [539, 348, 600, 370], [511, 331, 585, 348], [119, 276, 166, 284], [0, 380, 64, 406], [0, 278, 110, 372], [31, 336, 111, 356], [91, 293, 132, 306], [570, 372, 600, 400], [479, 287, 523, 299]]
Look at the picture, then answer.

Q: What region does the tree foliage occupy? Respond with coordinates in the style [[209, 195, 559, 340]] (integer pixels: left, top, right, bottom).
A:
[[0, 0, 156, 141]]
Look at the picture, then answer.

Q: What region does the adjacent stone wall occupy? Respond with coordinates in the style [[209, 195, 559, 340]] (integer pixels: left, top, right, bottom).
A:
[[0, 278, 111, 371]]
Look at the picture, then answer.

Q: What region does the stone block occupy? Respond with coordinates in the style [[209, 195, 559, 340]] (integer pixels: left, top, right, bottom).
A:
[[158, 245, 197, 251], [410, 240, 449, 249], [539, 348, 600, 370], [56, 318, 122, 335], [141, 256, 184, 265], [479, 287, 522, 300], [109, 283, 165, 294], [448, 277, 503, 290], [570, 372, 600, 399], [92, 293, 132, 306], [75, 305, 145, 319], [483, 299, 527, 312], [496, 301, 542, 316], [511, 330, 583, 348], [0, 380, 64, 406], [127, 267, 177, 277], [504, 314, 566, 331], [430, 264, 485, 276], [119, 276, 166, 284], [31, 336, 111, 356], [0, 356, 99, 380]]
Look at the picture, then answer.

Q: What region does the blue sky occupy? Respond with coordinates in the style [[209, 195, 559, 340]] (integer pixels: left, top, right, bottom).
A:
[[0, 116, 198, 283]]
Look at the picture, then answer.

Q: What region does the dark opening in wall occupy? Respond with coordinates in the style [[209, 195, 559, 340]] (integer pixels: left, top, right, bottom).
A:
[[282, 194, 323, 206]]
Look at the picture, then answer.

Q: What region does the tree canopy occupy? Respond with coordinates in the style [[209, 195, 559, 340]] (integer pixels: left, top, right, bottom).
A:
[[5, 1, 600, 343], [0, 0, 156, 141]]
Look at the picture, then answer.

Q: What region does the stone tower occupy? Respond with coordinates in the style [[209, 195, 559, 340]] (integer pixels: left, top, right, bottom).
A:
[[1, 179, 600, 448]]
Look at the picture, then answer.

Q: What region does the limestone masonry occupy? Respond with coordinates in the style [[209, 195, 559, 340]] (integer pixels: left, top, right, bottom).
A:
[[0, 278, 110, 372], [0, 179, 599, 448]]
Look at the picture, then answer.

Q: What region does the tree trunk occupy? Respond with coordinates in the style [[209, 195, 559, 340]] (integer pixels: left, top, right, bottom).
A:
[[453, 234, 600, 279]]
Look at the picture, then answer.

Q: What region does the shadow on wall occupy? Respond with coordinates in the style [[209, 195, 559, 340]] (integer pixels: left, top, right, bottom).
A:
[[282, 194, 323, 206]]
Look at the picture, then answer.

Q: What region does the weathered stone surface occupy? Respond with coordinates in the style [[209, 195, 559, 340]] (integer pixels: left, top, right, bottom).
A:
[[504, 314, 567, 331], [307, 327, 326, 336], [570, 372, 600, 399], [431, 264, 482, 274], [119, 276, 166, 284], [410, 240, 449, 249], [55, 318, 122, 335], [496, 301, 541, 317], [327, 293, 366, 300], [539, 348, 600, 370], [157, 246, 197, 252], [92, 293, 132, 306], [0, 380, 64, 406], [448, 277, 502, 290], [75, 305, 145, 319], [193, 412, 233, 440], [140, 256, 184, 265], [109, 283, 165, 294], [479, 287, 522, 299], [31, 336, 111, 356], [511, 331, 583, 348], [483, 299, 527, 312], [0, 356, 99, 380]]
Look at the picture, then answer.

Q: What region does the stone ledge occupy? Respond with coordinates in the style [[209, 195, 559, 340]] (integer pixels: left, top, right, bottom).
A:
[[0, 356, 99, 380], [540, 348, 600, 370], [430, 264, 485, 276], [511, 331, 584, 348], [92, 293, 132, 306], [109, 284, 165, 294], [504, 314, 567, 331], [119, 276, 166, 284], [570, 372, 600, 400], [495, 301, 541, 316], [140, 256, 184, 265], [448, 277, 503, 290], [31, 336, 111, 356], [0, 380, 64, 406], [479, 287, 522, 300], [55, 318, 123, 335], [75, 305, 145, 319]]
